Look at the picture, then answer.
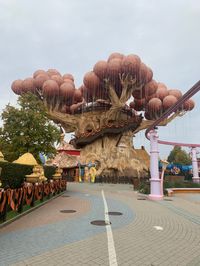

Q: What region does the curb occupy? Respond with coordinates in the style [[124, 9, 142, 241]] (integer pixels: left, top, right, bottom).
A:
[[0, 191, 66, 229]]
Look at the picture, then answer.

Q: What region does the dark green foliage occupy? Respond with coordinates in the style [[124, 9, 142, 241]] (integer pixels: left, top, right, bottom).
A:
[[164, 181, 200, 189], [0, 161, 33, 188], [0, 161, 57, 188], [0, 93, 60, 162], [138, 178, 150, 194], [43, 165, 56, 179], [167, 146, 191, 165]]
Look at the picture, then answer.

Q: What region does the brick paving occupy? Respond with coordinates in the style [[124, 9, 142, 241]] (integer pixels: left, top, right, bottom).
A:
[[0, 182, 200, 266]]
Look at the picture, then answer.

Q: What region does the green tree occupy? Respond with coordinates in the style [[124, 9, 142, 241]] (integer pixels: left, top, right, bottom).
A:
[[0, 93, 60, 162], [167, 146, 191, 165]]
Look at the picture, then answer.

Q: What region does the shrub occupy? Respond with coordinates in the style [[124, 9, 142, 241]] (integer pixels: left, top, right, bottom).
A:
[[0, 162, 57, 189], [0, 161, 33, 188], [138, 179, 150, 194], [43, 165, 56, 179]]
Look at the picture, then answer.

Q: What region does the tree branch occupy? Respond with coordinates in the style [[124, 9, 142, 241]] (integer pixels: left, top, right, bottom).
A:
[[47, 109, 79, 133], [133, 111, 183, 134]]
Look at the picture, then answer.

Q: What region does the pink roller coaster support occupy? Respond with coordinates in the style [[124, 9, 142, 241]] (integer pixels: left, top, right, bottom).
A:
[[191, 147, 200, 183], [148, 129, 163, 200]]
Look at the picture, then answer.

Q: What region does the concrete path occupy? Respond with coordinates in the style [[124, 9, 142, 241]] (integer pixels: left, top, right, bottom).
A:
[[0, 183, 200, 266]]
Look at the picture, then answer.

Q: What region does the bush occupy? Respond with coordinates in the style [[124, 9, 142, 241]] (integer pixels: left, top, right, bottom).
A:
[[0, 162, 57, 189], [164, 181, 200, 189], [43, 165, 56, 179], [138, 179, 150, 194], [0, 161, 33, 188]]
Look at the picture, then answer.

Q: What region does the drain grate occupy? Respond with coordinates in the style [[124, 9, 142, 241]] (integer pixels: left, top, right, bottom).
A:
[[60, 210, 76, 213], [91, 220, 111, 226], [62, 195, 70, 197], [164, 198, 173, 201], [107, 212, 123, 216]]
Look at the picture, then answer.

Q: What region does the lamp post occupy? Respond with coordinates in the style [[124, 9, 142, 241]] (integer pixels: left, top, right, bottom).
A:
[[149, 128, 163, 200], [191, 147, 200, 183], [160, 159, 169, 196]]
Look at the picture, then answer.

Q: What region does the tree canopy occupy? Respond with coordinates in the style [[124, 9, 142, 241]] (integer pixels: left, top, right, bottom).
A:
[[167, 146, 191, 165], [0, 93, 60, 162]]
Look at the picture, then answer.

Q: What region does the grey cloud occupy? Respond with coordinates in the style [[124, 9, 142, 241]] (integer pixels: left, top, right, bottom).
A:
[[0, 0, 200, 157]]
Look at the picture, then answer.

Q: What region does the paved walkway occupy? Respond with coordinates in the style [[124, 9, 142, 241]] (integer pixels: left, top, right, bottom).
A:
[[0, 183, 200, 266]]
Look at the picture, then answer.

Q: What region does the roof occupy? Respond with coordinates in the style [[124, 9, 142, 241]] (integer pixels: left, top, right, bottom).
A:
[[57, 140, 80, 151], [13, 153, 38, 165], [49, 152, 80, 168]]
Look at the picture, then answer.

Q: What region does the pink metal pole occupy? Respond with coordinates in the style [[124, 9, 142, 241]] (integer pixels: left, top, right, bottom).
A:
[[149, 129, 163, 200], [191, 147, 200, 183]]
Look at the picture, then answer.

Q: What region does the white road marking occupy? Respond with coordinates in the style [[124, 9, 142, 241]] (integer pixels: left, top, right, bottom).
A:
[[101, 189, 118, 266], [153, 226, 163, 231]]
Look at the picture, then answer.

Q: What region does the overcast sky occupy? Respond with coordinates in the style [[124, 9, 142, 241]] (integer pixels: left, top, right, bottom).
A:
[[0, 0, 200, 158]]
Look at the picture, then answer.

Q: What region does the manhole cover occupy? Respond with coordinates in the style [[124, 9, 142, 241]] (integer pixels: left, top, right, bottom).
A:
[[164, 198, 173, 201], [90, 220, 111, 226], [62, 195, 70, 197], [107, 212, 123, 216], [60, 210, 76, 213], [137, 197, 146, 200]]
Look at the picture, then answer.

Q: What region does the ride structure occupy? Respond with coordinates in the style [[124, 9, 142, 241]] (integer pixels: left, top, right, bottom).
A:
[[145, 80, 200, 200], [11, 52, 195, 179]]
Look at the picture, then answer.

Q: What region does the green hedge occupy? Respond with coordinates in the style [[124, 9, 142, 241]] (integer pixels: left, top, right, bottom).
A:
[[0, 161, 57, 189], [43, 165, 56, 179], [0, 161, 33, 188]]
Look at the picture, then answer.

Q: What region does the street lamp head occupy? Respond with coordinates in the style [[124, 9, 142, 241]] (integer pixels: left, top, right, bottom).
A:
[[161, 159, 169, 170]]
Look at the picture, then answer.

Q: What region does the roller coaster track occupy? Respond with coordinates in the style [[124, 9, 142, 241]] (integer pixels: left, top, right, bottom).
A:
[[145, 80, 200, 148]]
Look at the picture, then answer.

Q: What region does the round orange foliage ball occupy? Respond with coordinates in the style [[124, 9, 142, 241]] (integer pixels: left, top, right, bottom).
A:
[[163, 95, 177, 110], [107, 58, 122, 76], [134, 98, 146, 111], [144, 80, 158, 96], [42, 80, 59, 97], [132, 88, 144, 99], [33, 69, 47, 78], [63, 73, 74, 81], [63, 78, 75, 87], [146, 93, 157, 101], [83, 71, 100, 91], [51, 75, 63, 86], [11, 79, 23, 95], [146, 67, 153, 83], [157, 82, 167, 90], [148, 98, 162, 112], [129, 101, 135, 109], [34, 74, 49, 88], [144, 112, 152, 120], [22, 78, 36, 93], [183, 99, 195, 111], [138, 63, 147, 84], [47, 69, 61, 77], [168, 89, 182, 99], [60, 82, 75, 99], [122, 54, 141, 75], [107, 52, 124, 62], [74, 89, 83, 102], [93, 60, 108, 79], [156, 85, 168, 100]]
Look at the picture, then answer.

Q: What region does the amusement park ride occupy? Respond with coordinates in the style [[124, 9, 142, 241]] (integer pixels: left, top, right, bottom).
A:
[[11, 52, 197, 199]]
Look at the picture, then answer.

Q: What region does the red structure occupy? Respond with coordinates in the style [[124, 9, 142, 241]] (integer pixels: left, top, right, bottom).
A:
[[57, 139, 80, 156]]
